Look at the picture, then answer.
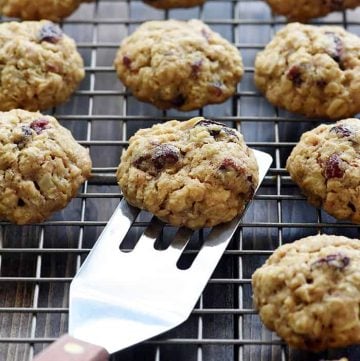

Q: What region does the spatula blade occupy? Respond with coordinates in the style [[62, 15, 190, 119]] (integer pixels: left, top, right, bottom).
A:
[[69, 149, 272, 353]]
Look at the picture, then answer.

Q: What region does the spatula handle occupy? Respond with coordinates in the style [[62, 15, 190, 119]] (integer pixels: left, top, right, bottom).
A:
[[33, 334, 109, 361]]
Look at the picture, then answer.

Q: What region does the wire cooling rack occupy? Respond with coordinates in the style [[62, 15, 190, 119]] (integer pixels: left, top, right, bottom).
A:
[[0, 1, 359, 360]]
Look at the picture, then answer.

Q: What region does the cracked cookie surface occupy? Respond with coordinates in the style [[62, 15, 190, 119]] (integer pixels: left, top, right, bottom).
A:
[[114, 20, 243, 111], [0, 0, 92, 21], [0, 20, 84, 111], [0, 109, 91, 224], [117, 117, 258, 229], [143, 0, 204, 9], [254, 23, 360, 119], [252, 234, 360, 351], [287, 118, 360, 223], [265, 0, 360, 22]]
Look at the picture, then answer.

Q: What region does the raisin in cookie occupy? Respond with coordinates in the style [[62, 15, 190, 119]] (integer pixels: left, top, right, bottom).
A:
[[252, 234, 360, 351], [0, 20, 84, 111], [265, 0, 360, 22], [114, 20, 243, 111], [0, 109, 91, 224], [254, 23, 360, 119], [117, 117, 258, 229], [143, 0, 205, 9], [287, 118, 360, 223], [0, 0, 92, 21]]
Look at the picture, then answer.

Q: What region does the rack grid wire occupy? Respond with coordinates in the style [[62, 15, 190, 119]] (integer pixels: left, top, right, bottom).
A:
[[0, 1, 359, 361]]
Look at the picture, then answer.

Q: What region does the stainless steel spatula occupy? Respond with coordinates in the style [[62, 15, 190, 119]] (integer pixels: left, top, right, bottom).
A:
[[34, 149, 272, 361]]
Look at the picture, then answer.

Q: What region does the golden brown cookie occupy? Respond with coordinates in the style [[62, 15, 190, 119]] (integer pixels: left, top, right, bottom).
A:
[[265, 0, 360, 22], [114, 20, 243, 111], [0, 0, 92, 21], [143, 0, 205, 9], [117, 117, 258, 229], [0, 109, 92, 224], [286, 118, 360, 223], [252, 234, 360, 351], [254, 23, 360, 119], [0, 20, 84, 111]]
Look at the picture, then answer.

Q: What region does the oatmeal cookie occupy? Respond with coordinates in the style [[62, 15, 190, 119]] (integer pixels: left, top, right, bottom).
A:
[[252, 234, 360, 351], [286, 118, 360, 223], [117, 117, 258, 229], [265, 0, 360, 22], [0, 20, 84, 111], [114, 20, 243, 111], [0, 0, 92, 21], [143, 0, 205, 9], [0, 109, 91, 224], [254, 23, 360, 119]]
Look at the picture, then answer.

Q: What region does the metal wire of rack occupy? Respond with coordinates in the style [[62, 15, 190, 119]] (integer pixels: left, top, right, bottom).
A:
[[0, 1, 359, 360]]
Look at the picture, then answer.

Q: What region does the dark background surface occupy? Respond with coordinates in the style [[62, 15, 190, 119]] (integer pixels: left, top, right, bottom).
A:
[[0, 1, 359, 360]]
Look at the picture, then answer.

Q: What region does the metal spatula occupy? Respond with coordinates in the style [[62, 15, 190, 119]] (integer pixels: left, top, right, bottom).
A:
[[34, 149, 272, 361]]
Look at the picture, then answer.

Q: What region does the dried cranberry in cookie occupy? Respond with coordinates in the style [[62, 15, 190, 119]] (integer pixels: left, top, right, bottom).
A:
[[30, 119, 50, 134], [324, 154, 344, 179], [325, 32, 344, 65], [286, 65, 303, 87], [330, 124, 352, 137], [38, 22, 63, 43], [133, 144, 182, 176], [194, 119, 239, 141], [117, 117, 258, 229], [152, 144, 180, 170], [209, 81, 224, 97], [255, 23, 360, 119], [190, 59, 203, 78], [122, 55, 132, 69], [114, 20, 243, 111], [287, 118, 360, 223], [132, 154, 152, 173], [219, 158, 243, 171], [252, 234, 360, 351], [311, 253, 350, 270]]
